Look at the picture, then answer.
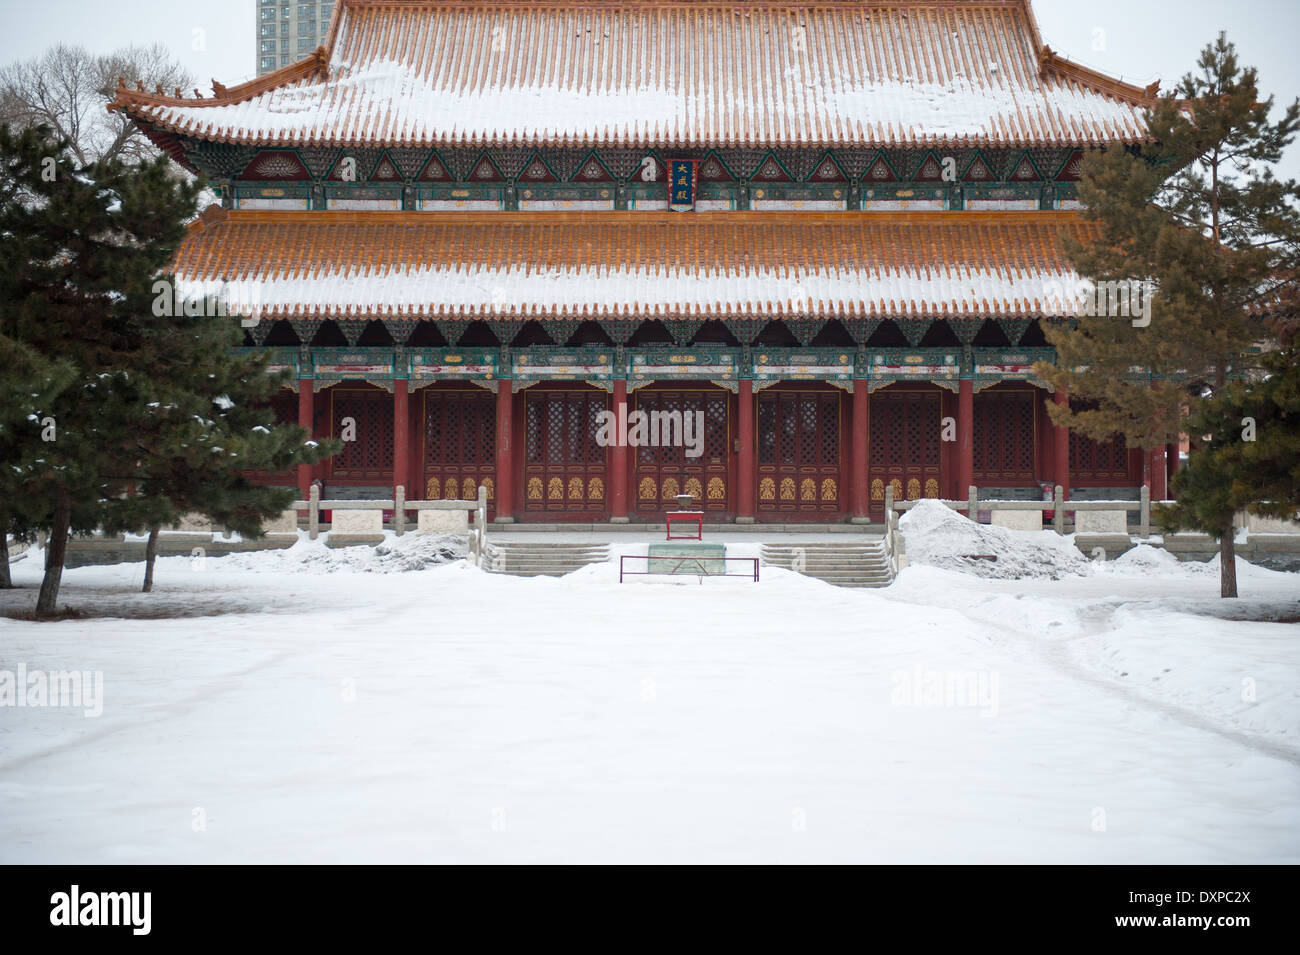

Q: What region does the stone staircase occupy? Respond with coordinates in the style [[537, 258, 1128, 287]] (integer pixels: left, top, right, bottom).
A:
[[485, 541, 611, 578], [760, 540, 893, 589]]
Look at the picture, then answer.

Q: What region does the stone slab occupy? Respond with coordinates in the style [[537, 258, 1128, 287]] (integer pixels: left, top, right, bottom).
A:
[[419, 509, 469, 534], [1246, 513, 1300, 535], [170, 512, 213, 533], [1074, 510, 1128, 535], [990, 509, 1043, 532], [647, 542, 726, 575], [331, 509, 383, 535], [263, 509, 299, 536]]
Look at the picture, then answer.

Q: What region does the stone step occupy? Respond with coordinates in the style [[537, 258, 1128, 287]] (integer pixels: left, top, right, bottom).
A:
[[759, 541, 894, 589], [486, 542, 611, 578]]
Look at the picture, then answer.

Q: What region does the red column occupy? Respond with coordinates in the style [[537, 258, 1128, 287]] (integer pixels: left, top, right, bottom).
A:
[[495, 383, 514, 522], [393, 380, 409, 497], [297, 379, 314, 499], [850, 381, 869, 522], [1147, 445, 1167, 501], [957, 378, 974, 501], [1167, 441, 1181, 486], [1053, 390, 1071, 502], [736, 379, 756, 523], [610, 379, 629, 522]]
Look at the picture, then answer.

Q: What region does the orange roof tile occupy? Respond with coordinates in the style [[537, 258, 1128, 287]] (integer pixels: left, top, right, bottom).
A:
[[175, 208, 1101, 320], [115, 1, 1155, 150]]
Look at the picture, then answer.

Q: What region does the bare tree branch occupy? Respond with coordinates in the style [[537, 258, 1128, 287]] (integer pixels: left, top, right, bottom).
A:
[[0, 43, 193, 167]]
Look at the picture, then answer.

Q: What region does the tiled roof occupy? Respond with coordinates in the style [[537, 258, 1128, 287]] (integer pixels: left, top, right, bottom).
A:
[[175, 208, 1100, 320], [114, 1, 1154, 150]]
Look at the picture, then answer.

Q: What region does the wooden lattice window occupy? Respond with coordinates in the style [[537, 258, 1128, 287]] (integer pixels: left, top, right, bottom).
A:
[[527, 392, 606, 465], [1070, 430, 1131, 481], [1068, 400, 1133, 482], [763, 394, 838, 466], [974, 391, 1035, 481], [331, 390, 394, 479], [425, 393, 495, 467], [871, 393, 940, 467], [269, 391, 298, 428]]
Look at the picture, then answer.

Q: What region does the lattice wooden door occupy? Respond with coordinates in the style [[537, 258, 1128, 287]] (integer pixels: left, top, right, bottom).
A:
[[329, 389, 394, 481], [423, 390, 496, 503], [868, 389, 940, 516], [524, 390, 609, 512], [249, 390, 300, 480], [973, 390, 1036, 484], [632, 390, 729, 512], [1068, 398, 1135, 484], [1069, 431, 1132, 484], [757, 392, 841, 513]]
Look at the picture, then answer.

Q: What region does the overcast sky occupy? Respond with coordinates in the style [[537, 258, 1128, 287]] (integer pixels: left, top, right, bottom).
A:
[[1, 0, 1297, 176]]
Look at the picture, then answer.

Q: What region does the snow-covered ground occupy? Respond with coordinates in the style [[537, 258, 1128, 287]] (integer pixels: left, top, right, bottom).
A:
[[0, 521, 1296, 864]]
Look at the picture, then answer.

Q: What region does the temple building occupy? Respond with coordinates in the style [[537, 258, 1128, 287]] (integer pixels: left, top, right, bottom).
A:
[[111, 0, 1173, 524]]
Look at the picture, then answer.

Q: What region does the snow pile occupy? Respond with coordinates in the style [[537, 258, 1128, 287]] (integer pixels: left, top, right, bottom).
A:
[[899, 499, 1092, 580], [218, 532, 466, 574], [1109, 544, 1216, 577]]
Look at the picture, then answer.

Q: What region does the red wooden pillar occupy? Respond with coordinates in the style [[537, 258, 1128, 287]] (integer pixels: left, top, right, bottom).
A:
[[736, 378, 756, 523], [957, 377, 974, 501], [850, 381, 869, 522], [297, 379, 314, 499], [1147, 445, 1167, 501], [610, 379, 629, 522], [495, 383, 515, 522], [1053, 390, 1071, 501], [1167, 441, 1181, 487], [393, 380, 409, 497]]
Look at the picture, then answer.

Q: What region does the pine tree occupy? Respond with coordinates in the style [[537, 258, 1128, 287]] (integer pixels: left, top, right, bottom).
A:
[[0, 123, 197, 615], [1160, 344, 1300, 548], [1036, 34, 1300, 597], [1, 124, 338, 610], [107, 311, 337, 593], [0, 333, 75, 587]]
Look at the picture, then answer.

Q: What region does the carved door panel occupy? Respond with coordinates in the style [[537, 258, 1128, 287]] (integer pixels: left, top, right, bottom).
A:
[[524, 390, 609, 512], [757, 392, 841, 513], [632, 390, 729, 512], [973, 390, 1036, 484], [868, 390, 941, 517], [423, 390, 496, 503], [329, 389, 394, 482]]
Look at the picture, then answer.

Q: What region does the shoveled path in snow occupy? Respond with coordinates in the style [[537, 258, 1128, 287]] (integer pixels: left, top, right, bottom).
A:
[[1, 550, 1297, 864]]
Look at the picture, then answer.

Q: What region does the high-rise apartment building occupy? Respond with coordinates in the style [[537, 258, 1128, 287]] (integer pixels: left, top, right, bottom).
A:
[[256, 1, 335, 75]]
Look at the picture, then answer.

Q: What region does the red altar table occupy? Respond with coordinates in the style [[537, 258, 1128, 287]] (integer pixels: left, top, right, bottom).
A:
[[665, 511, 704, 540]]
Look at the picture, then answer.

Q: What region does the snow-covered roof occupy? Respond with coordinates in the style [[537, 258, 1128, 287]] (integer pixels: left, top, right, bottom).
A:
[[175, 208, 1099, 320], [113, 0, 1155, 150]]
